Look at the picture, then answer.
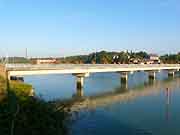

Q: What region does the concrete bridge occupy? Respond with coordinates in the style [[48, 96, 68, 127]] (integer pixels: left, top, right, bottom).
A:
[[4, 64, 180, 89]]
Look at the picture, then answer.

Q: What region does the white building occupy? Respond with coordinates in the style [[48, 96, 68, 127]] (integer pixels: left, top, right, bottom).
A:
[[148, 54, 160, 64], [149, 54, 159, 61], [35, 58, 57, 64]]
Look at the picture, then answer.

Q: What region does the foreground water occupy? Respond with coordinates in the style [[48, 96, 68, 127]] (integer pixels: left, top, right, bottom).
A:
[[24, 71, 180, 135]]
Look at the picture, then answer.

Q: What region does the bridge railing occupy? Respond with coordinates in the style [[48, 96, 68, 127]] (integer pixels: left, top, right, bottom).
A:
[[6, 64, 180, 68]]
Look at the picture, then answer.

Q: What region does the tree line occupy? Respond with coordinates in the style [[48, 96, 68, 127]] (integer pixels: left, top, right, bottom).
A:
[[1, 51, 180, 64], [58, 51, 150, 64], [59, 51, 180, 64]]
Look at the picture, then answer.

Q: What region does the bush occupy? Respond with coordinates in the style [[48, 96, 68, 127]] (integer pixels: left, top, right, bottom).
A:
[[0, 77, 67, 135]]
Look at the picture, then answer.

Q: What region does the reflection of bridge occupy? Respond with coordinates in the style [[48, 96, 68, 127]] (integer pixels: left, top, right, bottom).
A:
[[60, 78, 180, 111], [4, 64, 180, 89]]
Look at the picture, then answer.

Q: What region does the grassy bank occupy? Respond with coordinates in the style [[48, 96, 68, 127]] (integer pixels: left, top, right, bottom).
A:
[[0, 76, 67, 135], [0, 76, 7, 102]]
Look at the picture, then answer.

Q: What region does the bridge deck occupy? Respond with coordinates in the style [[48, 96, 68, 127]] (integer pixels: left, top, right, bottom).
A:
[[6, 64, 180, 71], [5, 64, 180, 76]]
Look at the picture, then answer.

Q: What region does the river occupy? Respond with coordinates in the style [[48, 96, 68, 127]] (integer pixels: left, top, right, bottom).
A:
[[24, 71, 180, 135]]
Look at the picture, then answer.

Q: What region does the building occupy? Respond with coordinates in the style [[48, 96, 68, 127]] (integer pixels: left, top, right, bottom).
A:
[[129, 58, 141, 64], [146, 54, 160, 64], [31, 58, 58, 64], [149, 54, 159, 61]]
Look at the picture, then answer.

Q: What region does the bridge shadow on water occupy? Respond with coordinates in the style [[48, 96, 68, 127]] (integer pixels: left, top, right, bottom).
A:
[[54, 75, 180, 112]]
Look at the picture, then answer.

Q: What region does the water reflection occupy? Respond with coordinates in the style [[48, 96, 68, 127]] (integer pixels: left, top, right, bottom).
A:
[[121, 80, 128, 90], [165, 88, 171, 121], [68, 76, 180, 135], [72, 87, 84, 98], [23, 73, 180, 135], [64, 77, 180, 112], [148, 77, 156, 85]]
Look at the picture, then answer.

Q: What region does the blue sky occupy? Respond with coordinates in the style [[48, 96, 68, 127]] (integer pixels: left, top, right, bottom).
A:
[[0, 0, 179, 57]]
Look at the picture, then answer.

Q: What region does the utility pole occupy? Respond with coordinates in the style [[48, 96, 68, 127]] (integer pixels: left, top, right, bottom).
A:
[[95, 50, 96, 64], [4, 54, 8, 64], [25, 48, 28, 59]]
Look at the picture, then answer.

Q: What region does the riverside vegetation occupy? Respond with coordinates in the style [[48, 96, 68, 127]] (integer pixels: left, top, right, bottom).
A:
[[0, 76, 67, 135]]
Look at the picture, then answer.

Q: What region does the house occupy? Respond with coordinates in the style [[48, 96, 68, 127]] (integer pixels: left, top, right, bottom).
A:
[[129, 58, 141, 64], [146, 54, 160, 64], [31, 58, 58, 64], [149, 54, 159, 61]]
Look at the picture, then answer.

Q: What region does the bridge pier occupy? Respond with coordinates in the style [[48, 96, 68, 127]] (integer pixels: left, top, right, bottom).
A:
[[120, 72, 128, 89], [148, 71, 156, 81], [73, 73, 90, 89], [76, 87, 84, 97], [177, 69, 180, 76], [168, 70, 175, 78], [120, 72, 128, 83]]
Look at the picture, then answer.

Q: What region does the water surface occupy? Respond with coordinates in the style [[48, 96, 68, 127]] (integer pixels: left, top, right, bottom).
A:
[[24, 71, 180, 135]]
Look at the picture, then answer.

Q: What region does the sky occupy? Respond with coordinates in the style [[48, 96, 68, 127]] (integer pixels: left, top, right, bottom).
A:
[[0, 0, 179, 57]]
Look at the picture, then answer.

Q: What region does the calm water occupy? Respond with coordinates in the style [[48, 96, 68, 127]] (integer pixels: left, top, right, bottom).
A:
[[24, 71, 180, 135]]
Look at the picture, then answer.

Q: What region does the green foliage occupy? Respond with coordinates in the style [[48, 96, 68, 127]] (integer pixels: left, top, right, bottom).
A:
[[0, 77, 67, 135], [59, 50, 151, 64], [13, 97, 67, 135], [62, 55, 87, 64], [0, 75, 6, 91], [3, 57, 30, 64], [61, 51, 180, 64], [117, 52, 129, 64], [9, 81, 32, 101], [0, 95, 67, 135], [136, 51, 148, 59], [160, 53, 180, 64], [94, 51, 113, 64], [0, 76, 6, 102], [2, 51, 180, 64]]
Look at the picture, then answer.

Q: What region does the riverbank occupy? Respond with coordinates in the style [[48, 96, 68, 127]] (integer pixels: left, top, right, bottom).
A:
[[0, 76, 6, 102], [0, 76, 67, 135]]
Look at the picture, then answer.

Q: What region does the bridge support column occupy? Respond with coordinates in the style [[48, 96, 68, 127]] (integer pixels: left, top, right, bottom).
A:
[[177, 69, 180, 76], [148, 71, 156, 81], [121, 72, 128, 82], [76, 87, 84, 97], [77, 76, 84, 89], [168, 70, 175, 78], [73, 73, 90, 90], [119, 72, 128, 89]]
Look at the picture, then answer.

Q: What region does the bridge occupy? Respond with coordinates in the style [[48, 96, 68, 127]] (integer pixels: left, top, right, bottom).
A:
[[3, 64, 180, 90]]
